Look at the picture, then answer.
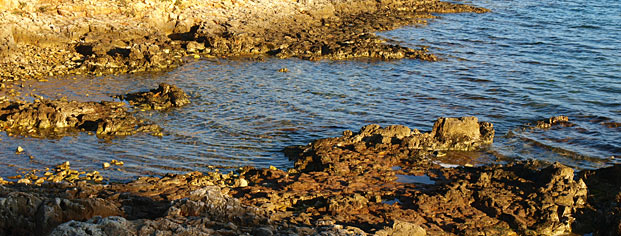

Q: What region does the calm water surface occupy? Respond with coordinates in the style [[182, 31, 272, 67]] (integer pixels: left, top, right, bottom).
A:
[[1, 0, 619, 180]]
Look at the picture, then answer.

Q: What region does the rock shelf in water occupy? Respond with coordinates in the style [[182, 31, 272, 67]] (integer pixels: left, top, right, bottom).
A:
[[0, 99, 161, 138], [0, 117, 618, 235], [116, 83, 190, 110], [0, 83, 190, 138]]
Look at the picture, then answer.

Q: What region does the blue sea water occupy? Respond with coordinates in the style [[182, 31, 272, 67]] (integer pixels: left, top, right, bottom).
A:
[[1, 0, 619, 180]]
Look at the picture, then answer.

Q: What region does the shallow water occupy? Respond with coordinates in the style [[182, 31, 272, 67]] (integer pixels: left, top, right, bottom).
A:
[[1, 0, 619, 180]]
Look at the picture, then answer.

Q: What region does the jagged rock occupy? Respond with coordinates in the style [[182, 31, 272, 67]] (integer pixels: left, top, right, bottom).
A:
[[1, 118, 615, 236], [430, 116, 494, 150], [375, 220, 426, 236], [576, 164, 621, 236], [0, 190, 121, 235], [286, 116, 494, 172], [0, 99, 161, 138], [0, 0, 488, 84], [49, 216, 135, 236], [118, 83, 190, 110]]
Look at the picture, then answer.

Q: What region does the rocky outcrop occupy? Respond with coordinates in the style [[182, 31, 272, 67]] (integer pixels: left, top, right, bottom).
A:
[[0, 0, 488, 90], [117, 83, 190, 110], [0, 99, 161, 138], [0, 190, 121, 235], [0, 83, 191, 138], [0, 118, 617, 235], [285, 116, 493, 172]]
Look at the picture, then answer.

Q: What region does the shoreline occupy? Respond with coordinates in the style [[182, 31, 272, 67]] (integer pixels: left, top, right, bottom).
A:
[[0, 117, 619, 235], [1, 0, 486, 96], [1, 0, 620, 235]]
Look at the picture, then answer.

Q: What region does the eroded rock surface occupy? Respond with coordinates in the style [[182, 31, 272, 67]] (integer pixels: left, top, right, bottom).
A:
[[521, 115, 574, 130], [285, 116, 494, 172], [0, 0, 488, 92], [117, 83, 190, 110], [0, 118, 617, 235], [0, 99, 161, 138]]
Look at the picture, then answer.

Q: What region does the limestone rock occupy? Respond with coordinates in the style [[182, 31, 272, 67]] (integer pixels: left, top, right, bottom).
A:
[[0, 99, 161, 138], [430, 116, 494, 151], [375, 220, 426, 236], [118, 83, 190, 110], [49, 216, 135, 236]]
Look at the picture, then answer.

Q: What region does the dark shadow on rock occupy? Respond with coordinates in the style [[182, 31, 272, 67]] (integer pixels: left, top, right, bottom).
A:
[[168, 25, 200, 41], [117, 193, 171, 220], [574, 165, 621, 236]]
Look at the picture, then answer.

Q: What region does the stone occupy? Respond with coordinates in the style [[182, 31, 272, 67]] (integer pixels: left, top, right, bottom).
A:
[[430, 116, 494, 150], [118, 83, 190, 110], [49, 216, 135, 236], [375, 220, 426, 236], [252, 227, 274, 236], [239, 178, 248, 187], [0, 99, 161, 138], [186, 41, 205, 53], [0, 0, 488, 83]]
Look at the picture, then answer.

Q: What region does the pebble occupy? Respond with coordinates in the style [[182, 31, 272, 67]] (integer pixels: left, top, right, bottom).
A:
[[239, 178, 248, 187], [16, 146, 24, 154]]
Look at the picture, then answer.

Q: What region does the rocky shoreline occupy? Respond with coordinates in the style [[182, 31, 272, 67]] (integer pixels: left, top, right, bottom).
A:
[[0, 83, 188, 138], [0, 117, 619, 235], [1, 0, 487, 96], [1, 0, 619, 235]]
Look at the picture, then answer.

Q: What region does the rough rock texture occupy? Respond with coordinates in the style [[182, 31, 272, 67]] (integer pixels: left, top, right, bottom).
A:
[[285, 116, 494, 172], [523, 115, 573, 130], [0, 83, 190, 137], [0, 118, 617, 235], [0, 0, 488, 94], [0, 98, 161, 138], [117, 83, 190, 110], [0, 190, 122, 235], [49, 216, 135, 236]]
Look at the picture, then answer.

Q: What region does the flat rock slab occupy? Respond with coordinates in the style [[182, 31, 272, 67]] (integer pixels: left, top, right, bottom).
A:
[[0, 99, 161, 138]]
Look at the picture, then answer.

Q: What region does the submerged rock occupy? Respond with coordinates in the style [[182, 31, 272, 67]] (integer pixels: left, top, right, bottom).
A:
[[524, 115, 573, 130], [117, 83, 190, 110]]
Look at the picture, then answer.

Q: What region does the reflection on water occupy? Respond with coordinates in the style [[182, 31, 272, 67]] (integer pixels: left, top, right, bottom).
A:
[[1, 0, 620, 180]]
